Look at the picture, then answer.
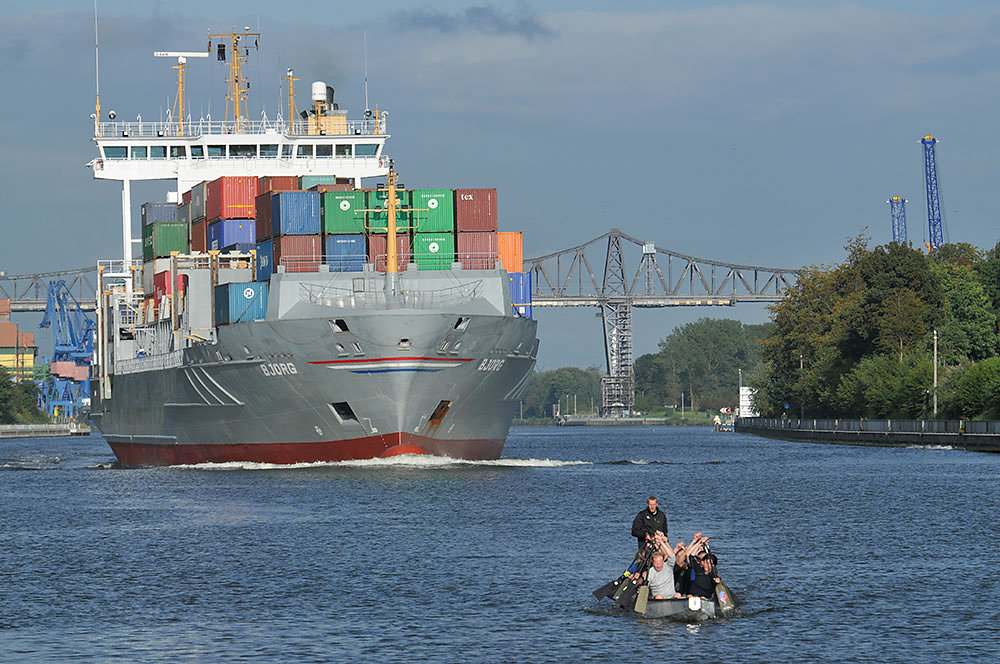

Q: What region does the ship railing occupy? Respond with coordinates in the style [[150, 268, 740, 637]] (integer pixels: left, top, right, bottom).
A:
[[370, 252, 500, 271], [114, 349, 184, 375], [96, 118, 383, 139], [299, 280, 483, 310], [98, 259, 142, 277], [279, 252, 502, 275]]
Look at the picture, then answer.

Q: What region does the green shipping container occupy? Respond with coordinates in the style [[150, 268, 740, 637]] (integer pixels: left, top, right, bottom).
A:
[[366, 189, 411, 233], [142, 222, 189, 261], [412, 232, 455, 271], [410, 189, 455, 233], [300, 175, 339, 189], [322, 190, 367, 234]]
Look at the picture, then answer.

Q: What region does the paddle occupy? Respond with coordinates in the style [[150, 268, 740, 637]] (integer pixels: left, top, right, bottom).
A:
[[633, 584, 650, 615], [703, 543, 739, 614], [593, 541, 655, 601]]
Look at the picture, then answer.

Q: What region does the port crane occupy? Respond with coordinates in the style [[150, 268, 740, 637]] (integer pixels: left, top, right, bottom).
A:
[[887, 196, 907, 244], [37, 281, 96, 419], [921, 134, 945, 251]]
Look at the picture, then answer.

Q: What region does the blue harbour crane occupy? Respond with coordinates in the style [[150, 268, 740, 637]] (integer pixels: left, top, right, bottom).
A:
[[921, 133, 945, 251], [887, 195, 907, 244], [37, 280, 96, 419]]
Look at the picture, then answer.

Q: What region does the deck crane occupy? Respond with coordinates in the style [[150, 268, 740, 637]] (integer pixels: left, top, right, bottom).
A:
[[887, 196, 907, 244], [37, 280, 96, 420], [921, 134, 946, 251]]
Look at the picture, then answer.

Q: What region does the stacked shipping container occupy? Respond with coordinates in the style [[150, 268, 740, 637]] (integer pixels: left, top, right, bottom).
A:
[[172, 177, 521, 285]]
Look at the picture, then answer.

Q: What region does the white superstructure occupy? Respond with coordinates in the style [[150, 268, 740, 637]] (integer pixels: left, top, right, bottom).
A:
[[88, 30, 390, 266]]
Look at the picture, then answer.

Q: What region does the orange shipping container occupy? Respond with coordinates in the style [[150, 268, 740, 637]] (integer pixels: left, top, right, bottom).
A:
[[498, 231, 523, 272]]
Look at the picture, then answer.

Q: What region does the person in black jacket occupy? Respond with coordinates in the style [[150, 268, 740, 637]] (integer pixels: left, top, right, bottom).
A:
[[631, 496, 669, 550]]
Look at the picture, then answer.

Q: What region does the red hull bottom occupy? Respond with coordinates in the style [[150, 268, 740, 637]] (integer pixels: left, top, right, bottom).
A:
[[107, 432, 505, 467]]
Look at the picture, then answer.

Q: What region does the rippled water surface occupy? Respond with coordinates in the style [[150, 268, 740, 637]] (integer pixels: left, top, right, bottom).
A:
[[2, 427, 997, 662]]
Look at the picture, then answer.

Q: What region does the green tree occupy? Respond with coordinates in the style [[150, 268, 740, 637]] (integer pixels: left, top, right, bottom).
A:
[[944, 357, 1000, 419], [639, 318, 769, 412], [520, 367, 601, 418], [0, 366, 46, 424]]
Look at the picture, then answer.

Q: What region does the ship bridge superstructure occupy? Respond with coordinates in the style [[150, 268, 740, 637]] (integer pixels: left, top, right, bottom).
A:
[[89, 30, 390, 267]]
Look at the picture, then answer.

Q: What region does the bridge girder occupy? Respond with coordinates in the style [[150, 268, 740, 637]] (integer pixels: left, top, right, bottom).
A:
[[0, 268, 98, 312], [525, 229, 802, 416]]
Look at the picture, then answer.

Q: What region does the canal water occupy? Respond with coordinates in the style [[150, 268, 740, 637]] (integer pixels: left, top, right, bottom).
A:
[[1, 427, 997, 662]]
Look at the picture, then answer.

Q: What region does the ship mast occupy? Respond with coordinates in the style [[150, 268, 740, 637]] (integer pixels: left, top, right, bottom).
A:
[[286, 68, 299, 134], [153, 50, 209, 135], [208, 28, 260, 131]]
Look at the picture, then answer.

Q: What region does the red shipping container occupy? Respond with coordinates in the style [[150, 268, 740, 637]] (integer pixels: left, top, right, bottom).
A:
[[182, 190, 192, 204], [368, 233, 412, 272], [454, 188, 498, 232], [206, 176, 258, 221], [274, 235, 322, 273], [191, 220, 207, 252], [259, 176, 300, 194], [153, 270, 185, 296], [255, 192, 273, 241], [457, 231, 498, 269], [309, 183, 354, 193]]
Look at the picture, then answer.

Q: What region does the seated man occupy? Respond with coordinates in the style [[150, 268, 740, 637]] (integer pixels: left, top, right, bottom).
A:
[[644, 551, 680, 600], [685, 553, 721, 600]]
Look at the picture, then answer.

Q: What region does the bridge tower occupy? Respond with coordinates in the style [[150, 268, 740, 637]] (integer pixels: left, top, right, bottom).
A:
[[600, 234, 634, 417], [921, 134, 945, 251], [887, 196, 907, 244]]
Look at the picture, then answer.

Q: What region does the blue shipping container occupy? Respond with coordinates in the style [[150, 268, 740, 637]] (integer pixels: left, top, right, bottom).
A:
[[221, 242, 257, 254], [208, 219, 255, 250], [324, 234, 366, 272], [256, 239, 273, 281], [272, 191, 321, 236], [141, 201, 177, 226], [508, 272, 533, 319], [214, 282, 269, 325]]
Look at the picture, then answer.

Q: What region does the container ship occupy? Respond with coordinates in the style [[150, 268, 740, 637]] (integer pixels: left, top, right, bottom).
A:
[[86, 31, 538, 466]]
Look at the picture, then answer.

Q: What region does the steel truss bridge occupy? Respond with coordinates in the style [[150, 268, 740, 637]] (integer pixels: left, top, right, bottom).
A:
[[3, 229, 802, 415], [0, 268, 97, 312], [526, 229, 801, 416]]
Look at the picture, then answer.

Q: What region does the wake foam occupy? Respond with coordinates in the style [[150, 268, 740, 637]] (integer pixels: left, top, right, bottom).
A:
[[173, 454, 591, 471]]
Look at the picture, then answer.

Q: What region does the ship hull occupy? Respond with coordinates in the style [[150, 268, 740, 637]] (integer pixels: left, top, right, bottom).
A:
[[106, 431, 504, 466], [91, 308, 537, 467]]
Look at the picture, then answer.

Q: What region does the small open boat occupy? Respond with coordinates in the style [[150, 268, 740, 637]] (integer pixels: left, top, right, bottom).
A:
[[640, 596, 720, 620]]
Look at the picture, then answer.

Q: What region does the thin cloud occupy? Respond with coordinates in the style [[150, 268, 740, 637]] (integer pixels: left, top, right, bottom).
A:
[[393, 3, 555, 40]]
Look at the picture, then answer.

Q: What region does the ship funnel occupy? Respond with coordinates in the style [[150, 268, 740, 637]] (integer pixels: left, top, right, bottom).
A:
[[311, 81, 327, 102]]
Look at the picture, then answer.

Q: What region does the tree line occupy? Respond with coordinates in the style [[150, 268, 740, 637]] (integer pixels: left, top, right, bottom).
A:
[[520, 237, 1000, 421], [0, 367, 47, 424], [754, 237, 1000, 419]]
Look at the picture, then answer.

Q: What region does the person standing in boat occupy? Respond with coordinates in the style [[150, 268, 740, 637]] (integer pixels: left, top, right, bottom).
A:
[[631, 496, 669, 550]]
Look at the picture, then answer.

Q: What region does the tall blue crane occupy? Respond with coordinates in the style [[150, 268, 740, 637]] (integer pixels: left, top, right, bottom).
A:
[[37, 280, 96, 419], [921, 134, 945, 251], [887, 196, 907, 244]]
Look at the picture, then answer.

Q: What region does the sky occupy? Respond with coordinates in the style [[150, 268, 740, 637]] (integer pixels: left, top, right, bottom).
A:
[[3, 1, 1000, 370]]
